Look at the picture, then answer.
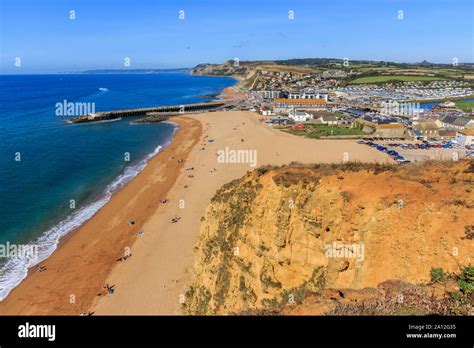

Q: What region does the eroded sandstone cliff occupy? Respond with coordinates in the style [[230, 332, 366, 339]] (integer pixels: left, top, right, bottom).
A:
[[184, 161, 473, 315]]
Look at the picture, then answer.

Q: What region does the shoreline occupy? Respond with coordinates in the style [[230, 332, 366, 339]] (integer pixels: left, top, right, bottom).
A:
[[0, 125, 178, 302], [0, 76, 236, 304], [0, 116, 202, 314], [0, 110, 390, 315]]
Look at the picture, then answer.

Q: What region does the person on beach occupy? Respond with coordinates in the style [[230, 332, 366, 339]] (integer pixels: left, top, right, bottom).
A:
[[160, 198, 169, 204], [35, 265, 46, 272], [171, 215, 181, 223], [97, 284, 115, 296], [105, 284, 115, 295], [118, 252, 132, 262]]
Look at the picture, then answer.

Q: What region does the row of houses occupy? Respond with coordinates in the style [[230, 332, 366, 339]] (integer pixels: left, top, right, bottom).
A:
[[438, 115, 474, 130], [349, 109, 474, 146], [274, 98, 327, 112], [412, 116, 474, 138], [362, 120, 474, 146], [260, 88, 334, 102], [288, 91, 329, 101]]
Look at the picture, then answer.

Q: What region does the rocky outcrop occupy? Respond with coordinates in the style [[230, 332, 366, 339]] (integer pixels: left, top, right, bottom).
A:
[[190, 61, 250, 78], [184, 161, 473, 315]]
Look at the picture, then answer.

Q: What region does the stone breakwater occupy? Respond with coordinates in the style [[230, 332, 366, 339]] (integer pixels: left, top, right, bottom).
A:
[[70, 100, 234, 123]]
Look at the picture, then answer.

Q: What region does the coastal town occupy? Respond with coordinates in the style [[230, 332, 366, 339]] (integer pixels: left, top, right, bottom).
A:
[[203, 61, 474, 164], [74, 60, 474, 164]]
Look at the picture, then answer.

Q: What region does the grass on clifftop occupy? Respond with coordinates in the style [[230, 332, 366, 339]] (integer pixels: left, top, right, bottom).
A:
[[283, 124, 365, 138], [455, 101, 474, 112]]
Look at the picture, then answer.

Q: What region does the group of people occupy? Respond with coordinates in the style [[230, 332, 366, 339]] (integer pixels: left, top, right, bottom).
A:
[[117, 252, 132, 262]]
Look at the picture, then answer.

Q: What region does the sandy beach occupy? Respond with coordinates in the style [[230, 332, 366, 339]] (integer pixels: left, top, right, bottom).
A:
[[0, 111, 390, 315], [0, 116, 201, 315]]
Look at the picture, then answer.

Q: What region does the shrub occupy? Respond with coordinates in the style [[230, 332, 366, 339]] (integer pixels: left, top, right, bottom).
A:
[[458, 266, 474, 296], [430, 268, 445, 283]]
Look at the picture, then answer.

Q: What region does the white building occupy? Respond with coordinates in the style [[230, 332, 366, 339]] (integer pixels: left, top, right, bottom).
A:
[[261, 109, 275, 116], [319, 114, 338, 125], [289, 110, 313, 122], [288, 90, 328, 101], [454, 129, 474, 146], [262, 90, 282, 99]]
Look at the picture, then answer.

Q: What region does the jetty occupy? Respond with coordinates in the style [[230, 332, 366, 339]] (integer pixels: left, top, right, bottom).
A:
[[70, 100, 236, 124]]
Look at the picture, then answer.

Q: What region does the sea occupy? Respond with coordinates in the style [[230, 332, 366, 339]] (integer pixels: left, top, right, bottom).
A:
[[0, 73, 236, 300]]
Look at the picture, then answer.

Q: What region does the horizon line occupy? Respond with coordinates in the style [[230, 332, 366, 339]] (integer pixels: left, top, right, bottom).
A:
[[1, 57, 474, 75]]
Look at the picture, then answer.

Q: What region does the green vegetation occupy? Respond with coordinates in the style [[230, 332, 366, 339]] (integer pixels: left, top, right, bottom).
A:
[[408, 94, 474, 103], [184, 285, 212, 315], [455, 101, 474, 112], [458, 266, 473, 296], [430, 267, 446, 283], [449, 266, 473, 314], [350, 75, 444, 84], [284, 124, 365, 139]]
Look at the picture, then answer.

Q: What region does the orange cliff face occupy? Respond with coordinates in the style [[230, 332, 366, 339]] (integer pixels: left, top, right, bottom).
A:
[[183, 161, 474, 315]]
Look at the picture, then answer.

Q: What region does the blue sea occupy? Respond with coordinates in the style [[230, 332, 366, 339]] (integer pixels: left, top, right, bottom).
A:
[[0, 73, 236, 300]]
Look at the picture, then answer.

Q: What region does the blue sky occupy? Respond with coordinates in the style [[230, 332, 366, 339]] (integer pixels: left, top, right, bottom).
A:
[[1, 0, 473, 73]]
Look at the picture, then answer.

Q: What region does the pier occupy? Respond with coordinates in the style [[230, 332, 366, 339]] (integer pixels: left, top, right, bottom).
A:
[[70, 100, 235, 123]]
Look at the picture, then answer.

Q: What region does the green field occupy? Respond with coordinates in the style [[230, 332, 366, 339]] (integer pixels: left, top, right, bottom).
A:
[[284, 124, 365, 139], [350, 75, 444, 84], [455, 101, 474, 112]]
